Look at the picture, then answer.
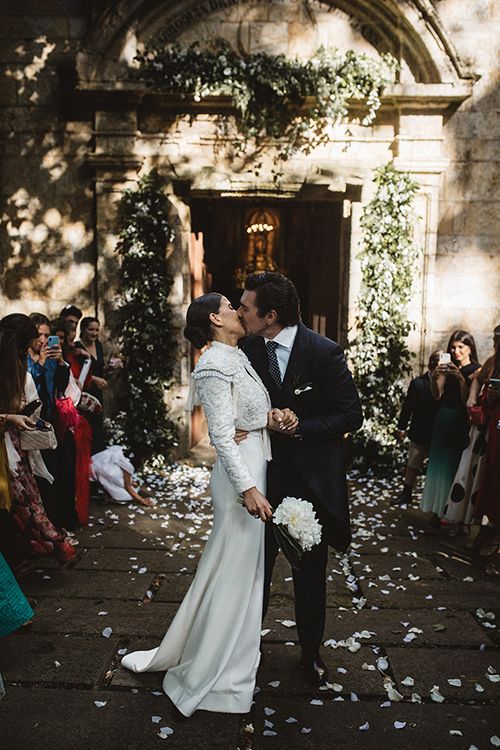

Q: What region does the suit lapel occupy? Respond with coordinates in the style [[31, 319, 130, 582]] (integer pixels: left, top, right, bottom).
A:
[[282, 323, 310, 396]]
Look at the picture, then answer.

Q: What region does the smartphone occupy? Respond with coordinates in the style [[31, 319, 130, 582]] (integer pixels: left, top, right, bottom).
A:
[[47, 335, 60, 348], [35, 418, 51, 431], [438, 352, 451, 365], [21, 399, 42, 417]]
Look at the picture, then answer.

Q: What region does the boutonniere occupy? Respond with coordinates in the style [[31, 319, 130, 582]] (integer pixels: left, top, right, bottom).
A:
[[293, 375, 313, 396]]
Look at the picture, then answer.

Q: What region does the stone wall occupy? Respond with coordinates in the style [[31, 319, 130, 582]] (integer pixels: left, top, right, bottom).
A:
[[1, 0, 499, 369], [433, 0, 500, 363], [0, 2, 94, 319]]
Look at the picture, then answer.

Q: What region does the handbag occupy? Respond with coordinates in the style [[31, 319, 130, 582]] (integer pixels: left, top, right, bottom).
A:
[[20, 420, 58, 451], [468, 405, 485, 427]]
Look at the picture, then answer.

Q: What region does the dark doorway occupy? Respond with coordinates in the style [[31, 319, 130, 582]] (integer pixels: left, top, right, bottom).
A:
[[189, 197, 346, 342]]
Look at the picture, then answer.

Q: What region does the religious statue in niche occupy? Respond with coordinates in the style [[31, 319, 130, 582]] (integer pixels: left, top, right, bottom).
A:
[[234, 208, 280, 288]]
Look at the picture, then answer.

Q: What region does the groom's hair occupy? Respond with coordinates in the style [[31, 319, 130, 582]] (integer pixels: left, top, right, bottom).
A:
[[245, 272, 301, 327]]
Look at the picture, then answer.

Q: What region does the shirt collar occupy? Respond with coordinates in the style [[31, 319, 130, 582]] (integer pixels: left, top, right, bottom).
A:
[[264, 324, 298, 350]]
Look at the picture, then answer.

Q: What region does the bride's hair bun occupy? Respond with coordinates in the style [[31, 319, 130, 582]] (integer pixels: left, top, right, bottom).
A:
[[184, 292, 223, 350], [183, 324, 209, 350]]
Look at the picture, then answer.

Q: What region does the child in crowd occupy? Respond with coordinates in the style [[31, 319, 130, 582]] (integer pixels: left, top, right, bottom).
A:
[[395, 350, 440, 503], [90, 446, 152, 507]]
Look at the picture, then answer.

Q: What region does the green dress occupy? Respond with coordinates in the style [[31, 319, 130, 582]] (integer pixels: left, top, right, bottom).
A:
[[0, 553, 33, 638], [421, 363, 479, 516]]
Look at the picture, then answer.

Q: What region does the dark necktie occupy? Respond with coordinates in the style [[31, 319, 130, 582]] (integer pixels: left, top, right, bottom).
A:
[[266, 340, 282, 388]]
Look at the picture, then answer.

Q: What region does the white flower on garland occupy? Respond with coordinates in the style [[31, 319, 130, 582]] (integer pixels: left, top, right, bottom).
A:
[[273, 497, 322, 552]]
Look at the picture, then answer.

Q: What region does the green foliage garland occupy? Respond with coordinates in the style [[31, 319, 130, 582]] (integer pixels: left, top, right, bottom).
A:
[[350, 163, 419, 472], [134, 40, 398, 160], [112, 170, 177, 464]]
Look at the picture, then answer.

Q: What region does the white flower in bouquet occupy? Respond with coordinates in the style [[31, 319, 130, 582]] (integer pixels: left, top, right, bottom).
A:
[[273, 497, 322, 553]]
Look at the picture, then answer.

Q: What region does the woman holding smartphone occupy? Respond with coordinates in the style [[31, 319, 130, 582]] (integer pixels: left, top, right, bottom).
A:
[[75, 317, 107, 454], [420, 330, 480, 526], [0, 314, 76, 566]]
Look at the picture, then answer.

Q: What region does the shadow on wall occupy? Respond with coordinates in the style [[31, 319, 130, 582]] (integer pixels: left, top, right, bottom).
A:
[[0, 35, 95, 313], [435, 75, 500, 361]]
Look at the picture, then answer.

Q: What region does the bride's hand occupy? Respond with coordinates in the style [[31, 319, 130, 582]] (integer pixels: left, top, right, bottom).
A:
[[242, 487, 273, 522], [267, 408, 284, 431], [279, 408, 298, 433], [234, 429, 249, 444]]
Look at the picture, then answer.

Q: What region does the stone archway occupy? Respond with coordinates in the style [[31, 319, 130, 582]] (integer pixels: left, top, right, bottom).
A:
[[75, 0, 474, 449]]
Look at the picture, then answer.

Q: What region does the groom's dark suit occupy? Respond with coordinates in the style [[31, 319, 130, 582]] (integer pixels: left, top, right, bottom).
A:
[[244, 322, 363, 657]]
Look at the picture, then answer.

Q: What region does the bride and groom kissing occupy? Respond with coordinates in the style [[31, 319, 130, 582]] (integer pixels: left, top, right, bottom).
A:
[[121, 272, 363, 717]]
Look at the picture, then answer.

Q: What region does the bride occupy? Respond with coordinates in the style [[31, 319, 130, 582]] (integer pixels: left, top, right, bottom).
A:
[[121, 293, 294, 716]]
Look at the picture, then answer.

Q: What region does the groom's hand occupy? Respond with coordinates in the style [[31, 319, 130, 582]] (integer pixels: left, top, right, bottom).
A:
[[242, 487, 273, 522], [234, 429, 249, 444]]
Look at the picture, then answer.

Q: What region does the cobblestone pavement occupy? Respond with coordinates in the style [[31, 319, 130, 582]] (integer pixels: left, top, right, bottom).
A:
[[0, 466, 499, 749]]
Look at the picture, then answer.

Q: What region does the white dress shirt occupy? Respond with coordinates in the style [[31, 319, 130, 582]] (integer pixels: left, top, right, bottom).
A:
[[264, 325, 298, 381]]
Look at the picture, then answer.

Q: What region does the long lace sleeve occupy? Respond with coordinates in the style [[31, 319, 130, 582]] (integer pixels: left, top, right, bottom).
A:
[[195, 373, 255, 494]]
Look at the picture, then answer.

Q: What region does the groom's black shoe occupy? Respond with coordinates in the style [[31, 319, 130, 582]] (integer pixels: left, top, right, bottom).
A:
[[300, 653, 333, 691]]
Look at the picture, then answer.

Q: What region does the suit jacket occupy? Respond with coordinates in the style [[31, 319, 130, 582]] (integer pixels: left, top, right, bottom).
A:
[[244, 323, 363, 550], [397, 373, 438, 447]]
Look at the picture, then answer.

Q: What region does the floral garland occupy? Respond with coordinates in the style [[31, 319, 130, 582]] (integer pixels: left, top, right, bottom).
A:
[[134, 40, 398, 163], [111, 170, 178, 464], [349, 163, 419, 473]]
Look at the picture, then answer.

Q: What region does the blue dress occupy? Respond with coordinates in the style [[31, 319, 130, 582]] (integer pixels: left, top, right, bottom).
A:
[[0, 553, 33, 638]]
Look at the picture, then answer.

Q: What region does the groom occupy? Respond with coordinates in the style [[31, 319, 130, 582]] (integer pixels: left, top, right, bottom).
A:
[[239, 272, 363, 689]]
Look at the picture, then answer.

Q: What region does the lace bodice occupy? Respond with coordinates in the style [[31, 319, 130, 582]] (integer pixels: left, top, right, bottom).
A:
[[190, 341, 271, 493]]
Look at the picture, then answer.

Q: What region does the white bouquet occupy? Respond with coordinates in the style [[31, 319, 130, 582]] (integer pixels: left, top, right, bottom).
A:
[[273, 497, 322, 569]]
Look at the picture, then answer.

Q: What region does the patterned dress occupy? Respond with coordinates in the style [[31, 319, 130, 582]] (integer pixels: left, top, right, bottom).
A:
[[7, 428, 75, 565]]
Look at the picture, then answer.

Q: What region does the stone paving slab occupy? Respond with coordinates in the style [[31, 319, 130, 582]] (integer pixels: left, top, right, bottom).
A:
[[352, 537, 448, 555], [251, 695, 500, 749], [358, 579, 500, 610], [0, 687, 240, 750], [72, 548, 198, 574], [262, 607, 494, 648], [351, 554, 441, 580], [431, 550, 490, 581], [154, 573, 196, 602], [0, 633, 117, 686], [75, 527, 173, 549], [20, 569, 154, 601], [28, 598, 177, 638], [388, 647, 500, 701], [269, 574, 353, 609], [256, 643, 386, 697]]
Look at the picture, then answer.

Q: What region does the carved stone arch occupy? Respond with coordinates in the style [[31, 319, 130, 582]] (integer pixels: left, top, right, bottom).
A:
[[77, 0, 472, 87]]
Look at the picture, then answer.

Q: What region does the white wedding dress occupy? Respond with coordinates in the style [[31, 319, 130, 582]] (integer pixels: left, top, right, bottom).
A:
[[121, 341, 272, 716]]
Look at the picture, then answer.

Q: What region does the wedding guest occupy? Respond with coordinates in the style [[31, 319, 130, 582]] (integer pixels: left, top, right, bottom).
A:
[[0, 552, 33, 637], [26, 315, 74, 528], [420, 330, 480, 527], [91, 446, 152, 507], [27, 313, 69, 423], [46, 319, 80, 532], [395, 350, 440, 503], [0, 314, 75, 566], [75, 317, 107, 454], [443, 328, 500, 533], [50, 318, 92, 526], [59, 304, 82, 330], [465, 326, 500, 555], [59, 305, 82, 349]]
